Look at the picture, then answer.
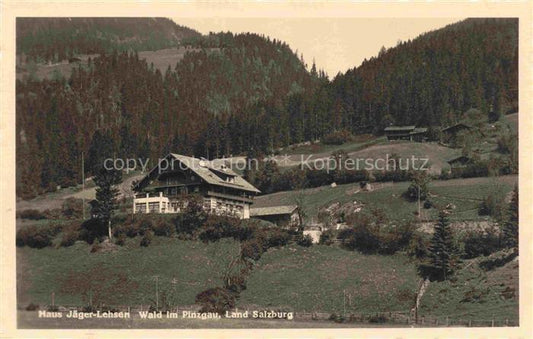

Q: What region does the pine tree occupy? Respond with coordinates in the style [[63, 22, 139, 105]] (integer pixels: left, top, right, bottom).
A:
[[503, 185, 518, 250], [91, 166, 122, 240], [428, 210, 456, 280]]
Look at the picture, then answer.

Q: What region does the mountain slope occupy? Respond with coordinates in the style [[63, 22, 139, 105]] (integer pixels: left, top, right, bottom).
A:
[[330, 18, 518, 131], [16, 17, 201, 62]]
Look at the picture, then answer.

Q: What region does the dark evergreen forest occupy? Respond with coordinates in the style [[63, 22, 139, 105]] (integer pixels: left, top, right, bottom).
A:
[[16, 18, 518, 198]]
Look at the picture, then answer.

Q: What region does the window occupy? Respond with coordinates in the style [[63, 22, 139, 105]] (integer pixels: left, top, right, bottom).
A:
[[148, 202, 159, 213], [136, 203, 146, 214]]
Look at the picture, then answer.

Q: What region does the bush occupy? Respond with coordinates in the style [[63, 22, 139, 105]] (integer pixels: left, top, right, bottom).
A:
[[60, 228, 79, 247], [266, 228, 290, 248], [25, 303, 39, 311], [462, 229, 503, 259], [224, 273, 247, 294], [79, 218, 107, 244], [478, 194, 505, 220], [16, 225, 56, 248], [61, 198, 84, 219], [17, 209, 46, 220], [199, 215, 241, 243], [423, 200, 433, 209], [478, 249, 518, 271], [151, 216, 174, 236], [195, 287, 235, 315], [407, 233, 429, 259], [43, 208, 63, 219], [296, 234, 313, 247], [319, 229, 335, 245], [339, 217, 414, 255], [140, 231, 153, 247], [241, 239, 264, 261], [115, 233, 126, 246]]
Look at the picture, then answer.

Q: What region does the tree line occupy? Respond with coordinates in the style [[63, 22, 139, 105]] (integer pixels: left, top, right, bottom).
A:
[[16, 19, 518, 199]]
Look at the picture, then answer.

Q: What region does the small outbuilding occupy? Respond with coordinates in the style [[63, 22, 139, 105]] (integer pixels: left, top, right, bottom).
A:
[[447, 155, 473, 176], [384, 126, 428, 142], [250, 205, 300, 228]]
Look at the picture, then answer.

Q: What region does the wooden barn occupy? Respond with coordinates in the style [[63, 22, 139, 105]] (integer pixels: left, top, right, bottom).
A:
[[447, 155, 473, 176], [250, 205, 300, 228], [384, 126, 428, 142], [132, 154, 260, 219]]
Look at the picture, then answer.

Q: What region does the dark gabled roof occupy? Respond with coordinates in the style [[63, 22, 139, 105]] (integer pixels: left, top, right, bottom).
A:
[[250, 205, 298, 217], [441, 123, 472, 133], [384, 125, 416, 132], [411, 127, 428, 134], [447, 155, 472, 164], [135, 153, 260, 193]]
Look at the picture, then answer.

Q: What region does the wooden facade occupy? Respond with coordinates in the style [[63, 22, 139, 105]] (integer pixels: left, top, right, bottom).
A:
[[384, 126, 428, 142]]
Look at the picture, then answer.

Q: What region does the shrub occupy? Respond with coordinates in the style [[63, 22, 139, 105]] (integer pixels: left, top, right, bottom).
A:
[[195, 287, 235, 315], [404, 172, 430, 202], [462, 229, 502, 259], [151, 216, 174, 236], [173, 196, 208, 235], [140, 231, 153, 247], [43, 208, 62, 219], [296, 234, 313, 247], [478, 249, 517, 271], [16, 225, 55, 248], [61, 198, 84, 219], [79, 218, 107, 244], [266, 228, 291, 248], [224, 273, 247, 294], [407, 233, 429, 259], [478, 194, 505, 220], [25, 303, 39, 311], [199, 215, 241, 243], [241, 239, 264, 261], [60, 229, 79, 247], [319, 229, 335, 245], [17, 209, 46, 220], [115, 233, 126, 246], [423, 200, 433, 209]]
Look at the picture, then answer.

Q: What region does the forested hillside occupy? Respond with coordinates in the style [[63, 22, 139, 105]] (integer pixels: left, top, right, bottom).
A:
[[16, 18, 200, 62], [16, 32, 324, 198], [16, 18, 518, 199], [330, 18, 518, 130]]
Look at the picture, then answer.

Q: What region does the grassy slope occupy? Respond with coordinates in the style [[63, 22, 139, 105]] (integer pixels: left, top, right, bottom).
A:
[[239, 245, 418, 314], [18, 235, 519, 323], [252, 175, 517, 222], [18, 237, 419, 315], [17, 237, 240, 307], [419, 257, 519, 323]]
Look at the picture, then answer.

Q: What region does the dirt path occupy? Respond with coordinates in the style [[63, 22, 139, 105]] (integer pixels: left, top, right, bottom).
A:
[[17, 174, 144, 212]]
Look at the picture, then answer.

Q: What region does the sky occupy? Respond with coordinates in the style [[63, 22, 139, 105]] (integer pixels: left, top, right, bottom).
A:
[[173, 18, 462, 78]]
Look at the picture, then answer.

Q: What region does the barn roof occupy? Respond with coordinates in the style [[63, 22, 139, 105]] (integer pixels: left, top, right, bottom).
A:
[[447, 155, 472, 164], [250, 205, 298, 217], [384, 125, 416, 132], [441, 123, 472, 133]]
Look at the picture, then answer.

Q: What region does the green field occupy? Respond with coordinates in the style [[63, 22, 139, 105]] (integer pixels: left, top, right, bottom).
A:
[[18, 236, 418, 313], [283, 135, 387, 156], [253, 175, 517, 222], [17, 237, 240, 307], [418, 257, 519, 323], [240, 245, 418, 314]]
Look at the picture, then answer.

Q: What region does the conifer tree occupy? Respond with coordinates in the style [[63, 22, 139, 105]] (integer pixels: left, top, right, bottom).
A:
[[91, 166, 122, 240], [428, 210, 456, 280]]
